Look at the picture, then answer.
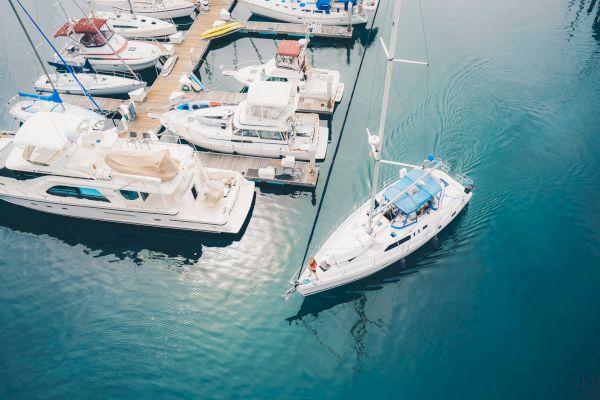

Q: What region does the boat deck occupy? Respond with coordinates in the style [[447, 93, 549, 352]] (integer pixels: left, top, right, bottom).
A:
[[241, 21, 353, 39], [198, 152, 318, 188]]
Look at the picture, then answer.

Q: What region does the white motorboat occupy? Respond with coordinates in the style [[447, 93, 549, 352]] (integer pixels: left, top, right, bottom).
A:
[[238, 0, 368, 25], [34, 72, 146, 96], [158, 82, 329, 161], [93, 0, 198, 19], [53, 17, 168, 72], [289, 0, 474, 296], [93, 10, 178, 39], [223, 39, 344, 105], [0, 112, 255, 234]]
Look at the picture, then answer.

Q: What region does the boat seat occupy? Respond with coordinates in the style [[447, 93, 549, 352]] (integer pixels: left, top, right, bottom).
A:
[[204, 182, 224, 205]]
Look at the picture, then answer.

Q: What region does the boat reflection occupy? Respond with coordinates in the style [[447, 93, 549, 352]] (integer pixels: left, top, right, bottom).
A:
[[0, 196, 255, 266]]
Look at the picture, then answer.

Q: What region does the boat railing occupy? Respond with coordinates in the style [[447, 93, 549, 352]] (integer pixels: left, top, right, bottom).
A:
[[455, 172, 474, 187], [220, 60, 265, 72]]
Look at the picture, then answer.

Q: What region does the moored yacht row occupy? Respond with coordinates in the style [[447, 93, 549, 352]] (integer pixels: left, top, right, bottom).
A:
[[3, 0, 475, 298]]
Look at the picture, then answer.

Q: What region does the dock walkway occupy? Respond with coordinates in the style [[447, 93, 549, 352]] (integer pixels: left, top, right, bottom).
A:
[[198, 152, 318, 188], [127, 0, 236, 135]]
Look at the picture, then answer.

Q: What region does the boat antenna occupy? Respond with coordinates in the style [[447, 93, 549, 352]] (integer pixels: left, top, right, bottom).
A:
[[7, 0, 63, 108], [366, 1, 402, 233], [12, 0, 103, 112]]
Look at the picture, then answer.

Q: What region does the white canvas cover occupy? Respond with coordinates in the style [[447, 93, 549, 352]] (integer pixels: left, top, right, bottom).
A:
[[13, 112, 86, 150], [246, 81, 291, 108], [105, 149, 180, 181]]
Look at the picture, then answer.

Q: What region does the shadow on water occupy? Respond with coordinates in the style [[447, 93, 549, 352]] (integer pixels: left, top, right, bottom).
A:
[[0, 194, 256, 265], [285, 209, 470, 373]]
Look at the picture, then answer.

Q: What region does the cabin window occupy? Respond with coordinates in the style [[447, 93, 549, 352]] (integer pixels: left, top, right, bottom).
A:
[[119, 190, 140, 201], [266, 76, 288, 82], [241, 130, 259, 138], [257, 130, 283, 141], [385, 235, 410, 252], [191, 185, 198, 200], [47, 185, 110, 202], [80, 30, 112, 48], [140, 192, 150, 201]]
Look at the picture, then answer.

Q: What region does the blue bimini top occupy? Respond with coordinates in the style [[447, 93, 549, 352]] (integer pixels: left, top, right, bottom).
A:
[[383, 169, 442, 214]]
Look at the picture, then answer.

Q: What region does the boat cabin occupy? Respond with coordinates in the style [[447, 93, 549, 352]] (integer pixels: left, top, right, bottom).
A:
[[238, 81, 295, 126], [54, 18, 115, 49], [275, 40, 306, 72], [380, 169, 444, 229]]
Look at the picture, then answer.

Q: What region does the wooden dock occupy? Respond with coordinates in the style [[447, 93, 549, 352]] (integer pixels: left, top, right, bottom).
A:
[[60, 94, 125, 114], [241, 21, 353, 39], [126, 0, 237, 135], [176, 91, 334, 115], [197, 152, 319, 188]]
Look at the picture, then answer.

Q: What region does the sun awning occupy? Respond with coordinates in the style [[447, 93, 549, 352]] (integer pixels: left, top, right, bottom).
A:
[[383, 169, 442, 214], [13, 112, 84, 151], [105, 149, 180, 181], [246, 81, 291, 108], [54, 18, 108, 37], [277, 40, 302, 57]]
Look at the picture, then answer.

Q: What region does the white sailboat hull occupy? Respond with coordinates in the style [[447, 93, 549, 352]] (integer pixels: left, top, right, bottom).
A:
[[95, 11, 178, 39], [95, 0, 197, 19], [34, 73, 146, 96], [239, 0, 368, 25]]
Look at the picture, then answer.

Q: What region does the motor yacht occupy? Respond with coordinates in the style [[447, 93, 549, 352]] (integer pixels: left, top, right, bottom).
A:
[[158, 81, 329, 161], [0, 112, 255, 234]]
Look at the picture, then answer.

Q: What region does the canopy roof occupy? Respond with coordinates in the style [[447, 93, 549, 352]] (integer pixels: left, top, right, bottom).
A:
[[105, 149, 180, 182], [54, 18, 108, 38], [13, 112, 84, 151], [277, 40, 302, 57], [383, 169, 442, 214], [246, 81, 291, 109]]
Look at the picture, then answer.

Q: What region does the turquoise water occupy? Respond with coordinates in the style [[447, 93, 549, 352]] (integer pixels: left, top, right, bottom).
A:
[[1, 0, 600, 398]]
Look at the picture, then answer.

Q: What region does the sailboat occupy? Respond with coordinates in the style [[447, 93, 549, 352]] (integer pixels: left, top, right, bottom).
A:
[[7, 0, 106, 123], [238, 0, 369, 26], [289, 1, 474, 296], [93, 0, 198, 20], [34, 60, 146, 97]]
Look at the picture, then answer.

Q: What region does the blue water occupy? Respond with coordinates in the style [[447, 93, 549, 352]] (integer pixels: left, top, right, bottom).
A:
[[1, 0, 600, 399]]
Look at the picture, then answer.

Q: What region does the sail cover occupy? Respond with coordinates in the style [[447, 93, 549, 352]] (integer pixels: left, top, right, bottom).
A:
[[383, 169, 442, 214], [105, 149, 180, 181]]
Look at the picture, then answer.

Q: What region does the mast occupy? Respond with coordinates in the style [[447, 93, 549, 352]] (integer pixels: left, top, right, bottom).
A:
[[13, 0, 103, 111], [367, 0, 402, 233], [7, 0, 61, 101]]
